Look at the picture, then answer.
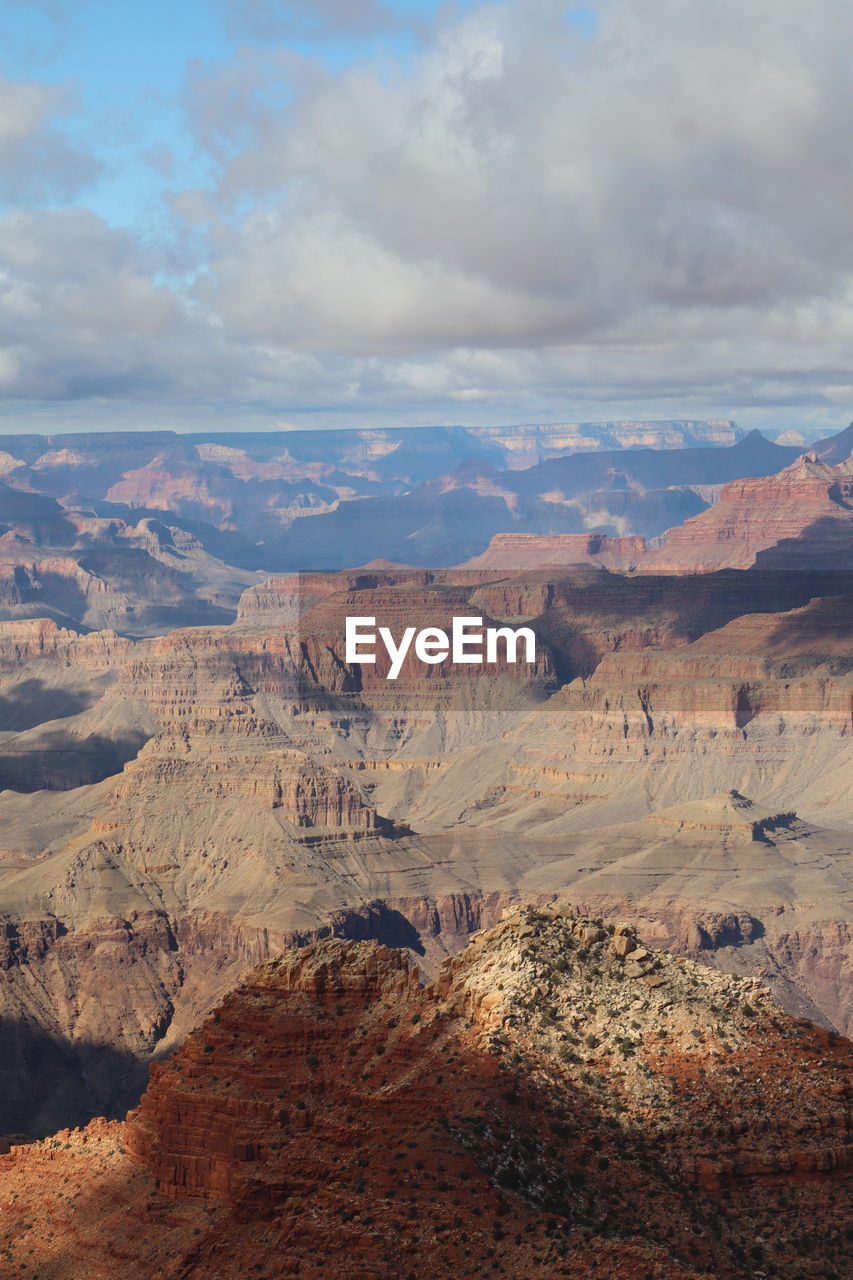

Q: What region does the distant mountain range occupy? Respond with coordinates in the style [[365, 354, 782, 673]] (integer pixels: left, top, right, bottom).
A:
[[0, 418, 743, 483], [1, 421, 850, 623]]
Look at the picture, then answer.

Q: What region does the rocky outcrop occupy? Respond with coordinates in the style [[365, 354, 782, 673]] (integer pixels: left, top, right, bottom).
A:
[[236, 567, 433, 621], [0, 493, 260, 633], [465, 451, 853, 574], [0, 617, 131, 670], [3, 424, 852, 583], [646, 452, 853, 571], [646, 790, 797, 839], [463, 532, 646, 570], [1, 917, 850, 1278]]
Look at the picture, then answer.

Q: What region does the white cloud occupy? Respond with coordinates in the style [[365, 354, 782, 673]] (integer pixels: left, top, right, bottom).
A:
[[0, 77, 96, 202], [198, 0, 853, 347], [4, 0, 853, 428], [218, 0, 398, 41]]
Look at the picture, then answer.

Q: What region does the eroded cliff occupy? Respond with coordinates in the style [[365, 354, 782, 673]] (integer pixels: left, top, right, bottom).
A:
[[0, 916, 850, 1278]]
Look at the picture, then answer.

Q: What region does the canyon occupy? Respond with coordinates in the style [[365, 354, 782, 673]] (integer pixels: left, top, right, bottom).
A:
[[0, 913, 849, 1278], [0, 420, 851, 1277], [0, 555, 850, 1136], [467, 445, 853, 572], [0, 422, 843, 590]]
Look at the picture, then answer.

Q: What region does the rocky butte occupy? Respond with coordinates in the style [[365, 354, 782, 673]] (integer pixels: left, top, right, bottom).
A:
[[645, 452, 853, 572], [0, 911, 849, 1279]]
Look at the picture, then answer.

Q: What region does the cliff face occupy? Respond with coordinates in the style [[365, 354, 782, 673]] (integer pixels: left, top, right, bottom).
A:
[[0, 917, 850, 1278], [0, 421, 806, 584], [465, 452, 853, 574], [463, 532, 646, 570], [0, 496, 261, 633], [646, 453, 853, 571], [0, 617, 132, 670], [1, 425, 851, 606], [440, 593, 853, 827], [0, 566, 852, 1134]]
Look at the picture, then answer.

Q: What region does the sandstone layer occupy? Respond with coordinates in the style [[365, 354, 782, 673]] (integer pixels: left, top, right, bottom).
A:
[[646, 453, 853, 571]]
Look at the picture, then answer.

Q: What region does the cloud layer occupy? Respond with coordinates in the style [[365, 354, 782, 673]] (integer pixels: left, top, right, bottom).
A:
[[2, 0, 853, 429], [0, 76, 96, 203]]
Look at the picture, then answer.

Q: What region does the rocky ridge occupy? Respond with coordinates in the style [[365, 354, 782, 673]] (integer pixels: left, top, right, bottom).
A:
[[1, 428, 850, 596], [468, 451, 853, 573], [0, 490, 261, 633], [646, 453, 853, 571], [0, 913, 850, 1278]]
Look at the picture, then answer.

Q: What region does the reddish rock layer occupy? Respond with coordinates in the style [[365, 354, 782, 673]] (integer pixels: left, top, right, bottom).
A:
[[463, 532, 646, 571], [464, 453, 853, 574], [1, 917, 850, 1279], [646, 453, 853, 571]]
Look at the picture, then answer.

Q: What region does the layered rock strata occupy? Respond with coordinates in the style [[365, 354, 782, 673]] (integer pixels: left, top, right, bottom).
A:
[[0, 917, 850, 1278], [0, 565, 852, 1134], [468, 451, 853, 573], [646, 453, 853, 571]]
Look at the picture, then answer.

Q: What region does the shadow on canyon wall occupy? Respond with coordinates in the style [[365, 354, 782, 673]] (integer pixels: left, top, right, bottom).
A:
[[327, 900, 427, 955], [752, 518, 853, 573], [764, 580, 853, 658], [0, 1015, 147, 1139], [0, 729, 150, 791], [0, 898, 464, 1136], [0, 677, 100, 732]]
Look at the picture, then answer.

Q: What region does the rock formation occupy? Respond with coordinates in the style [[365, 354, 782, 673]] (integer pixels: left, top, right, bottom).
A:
[[470, 450, 853, 573], [0, 563, 851, 1134], [0, 487, 262, 633], [0, 916, 850, 1278], [463, 532, 646, 570], [2, 422, 826, 577], [646, 452, 853, 571], [2, 422, 853, 1272]]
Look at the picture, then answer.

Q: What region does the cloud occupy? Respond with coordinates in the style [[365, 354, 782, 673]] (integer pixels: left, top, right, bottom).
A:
[[0, 77, 97, 202], [0, 209, 182, 398], [4, 0, 853, 430], [195, 0, 853, 354], [0, 207, 361, 407], [218, 0, 398, 41]]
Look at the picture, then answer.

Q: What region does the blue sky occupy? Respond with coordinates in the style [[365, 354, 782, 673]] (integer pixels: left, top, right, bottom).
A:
[[0, 0, 461, 228], [0, 0, 849, 436]]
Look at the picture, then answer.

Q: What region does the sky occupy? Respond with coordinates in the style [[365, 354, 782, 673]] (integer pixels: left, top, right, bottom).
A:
[[0, 0, 851, 436]]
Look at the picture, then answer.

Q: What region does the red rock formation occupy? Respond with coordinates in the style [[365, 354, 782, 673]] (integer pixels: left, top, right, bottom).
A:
[[463, 531, 646, 570], [646, 453, 853, 571], [0, 918, 850, 1278], [462, 453, 853, 574]]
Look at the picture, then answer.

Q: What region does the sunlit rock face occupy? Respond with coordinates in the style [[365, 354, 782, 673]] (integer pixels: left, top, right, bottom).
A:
[[1, 918, 850, 1278]]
